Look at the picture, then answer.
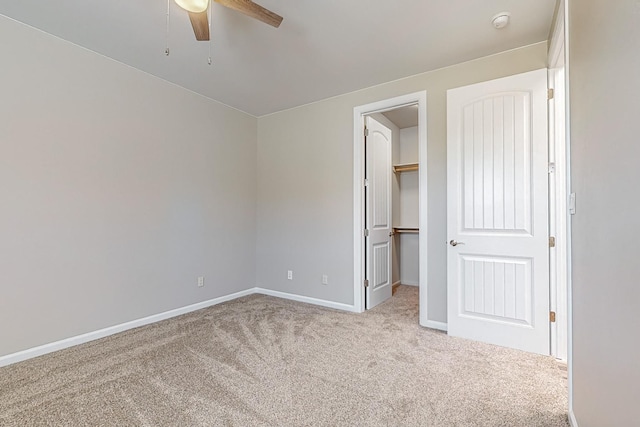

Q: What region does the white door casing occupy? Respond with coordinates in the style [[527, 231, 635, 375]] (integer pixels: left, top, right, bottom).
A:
[[352, 91, 427, 318], [365, 116, 393, 309], [549, 1, 569, 362], [446, 69, 550, 355]]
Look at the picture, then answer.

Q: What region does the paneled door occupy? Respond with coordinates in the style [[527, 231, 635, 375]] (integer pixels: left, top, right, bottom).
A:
[[365, 116, 392, 309], [446, 69, 550, 354]]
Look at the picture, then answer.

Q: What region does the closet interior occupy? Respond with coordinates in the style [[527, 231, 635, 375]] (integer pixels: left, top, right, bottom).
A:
[[377, 104, 420, 291]]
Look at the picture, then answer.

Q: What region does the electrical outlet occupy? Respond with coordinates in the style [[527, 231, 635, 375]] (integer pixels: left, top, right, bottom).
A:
[[287, 270, 293, 280], [197, 276, 204, 287], [322, 275, 328, 285]]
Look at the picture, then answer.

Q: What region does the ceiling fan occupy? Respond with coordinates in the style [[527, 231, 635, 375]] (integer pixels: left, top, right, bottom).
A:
[[174, 0, 283, 41]]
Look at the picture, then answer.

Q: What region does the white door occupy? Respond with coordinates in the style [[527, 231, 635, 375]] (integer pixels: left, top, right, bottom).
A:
[[365, 116, 393, 309], [446, 69, 550, 355]]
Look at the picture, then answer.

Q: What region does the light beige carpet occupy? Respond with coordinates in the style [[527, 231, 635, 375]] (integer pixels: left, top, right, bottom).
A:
[[0, 286, 568, 426]]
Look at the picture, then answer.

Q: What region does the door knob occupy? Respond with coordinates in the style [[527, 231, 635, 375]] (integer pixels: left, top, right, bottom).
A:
[[449, 240, 464, 246]]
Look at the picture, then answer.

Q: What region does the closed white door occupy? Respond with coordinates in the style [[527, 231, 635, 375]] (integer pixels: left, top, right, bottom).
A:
[[365, 116, 392, 309], [446, 69, 550, 355]]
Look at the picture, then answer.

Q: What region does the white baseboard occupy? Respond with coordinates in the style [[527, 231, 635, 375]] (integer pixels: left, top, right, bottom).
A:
[[254, 288, 358, 313], [569, 410, 578, 427], [0, 287, 359, 368], [0, 288, 255, 368], [423, 320, 448, 332]]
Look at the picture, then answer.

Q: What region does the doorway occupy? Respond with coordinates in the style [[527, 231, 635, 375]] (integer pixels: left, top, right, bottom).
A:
[[363, 108, 420, 309], [353, 91, 431, 325]]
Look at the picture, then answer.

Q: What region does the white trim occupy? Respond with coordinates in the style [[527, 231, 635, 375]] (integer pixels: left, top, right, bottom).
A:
[[417, 95, 429, 327], [353, 91, 429, 323], [548, 67, 558, 358], [254, 288, 358, 312], [549, 0, 574, 418], [548, 65, 568, 362], [423, 320, 448, 332], [548, 0, 569, 363], [0, 288, 255, 368], [563, 0, 575, 421], [353, 106, 366, 314], [569, 410, 579, 427]]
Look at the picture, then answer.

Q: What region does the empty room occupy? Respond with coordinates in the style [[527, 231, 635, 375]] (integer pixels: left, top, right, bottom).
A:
[[0, 1, 637, 426]]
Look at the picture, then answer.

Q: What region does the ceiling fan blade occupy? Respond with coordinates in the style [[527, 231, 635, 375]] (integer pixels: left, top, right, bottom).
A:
[[188, 11, 210, 41], [214, 0, 283, 28]]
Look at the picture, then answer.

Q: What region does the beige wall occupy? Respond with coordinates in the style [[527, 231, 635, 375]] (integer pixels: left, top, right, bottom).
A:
[[256, 42, 548, 322], [0, 16, 257, 357], [568, 0, 640, 425]]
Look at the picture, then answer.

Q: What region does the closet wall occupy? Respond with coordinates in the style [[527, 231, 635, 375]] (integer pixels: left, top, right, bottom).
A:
[[395, 126, 419, 286]]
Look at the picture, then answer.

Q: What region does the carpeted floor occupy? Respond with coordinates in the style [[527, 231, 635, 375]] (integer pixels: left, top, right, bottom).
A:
[[0, 286, 568, 426]]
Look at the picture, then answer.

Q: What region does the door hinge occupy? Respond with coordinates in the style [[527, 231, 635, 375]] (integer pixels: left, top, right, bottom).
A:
[[364, 229, 370, 237], [548, 88, 555, 100], [549, 236, 556, 248], [548, 162, 556, 174], [364, 178, 369, 187], [550, 311, 556, 323], [364, 127, 369, 137], [364, 279, 369, 288]]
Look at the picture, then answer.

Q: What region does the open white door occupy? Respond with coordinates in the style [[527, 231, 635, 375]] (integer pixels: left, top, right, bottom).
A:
[[365, 116, 393, 309], [446, 69, 550, 355]]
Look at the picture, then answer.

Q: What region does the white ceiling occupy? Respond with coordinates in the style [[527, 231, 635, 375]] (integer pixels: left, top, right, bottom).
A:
[[383, 105, 419, 130], [0, 1, 557, 116]]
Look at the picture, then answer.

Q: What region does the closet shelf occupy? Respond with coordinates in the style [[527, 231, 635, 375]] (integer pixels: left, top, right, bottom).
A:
[[393, 227, 419, 234], [393, 163, 419, 173]]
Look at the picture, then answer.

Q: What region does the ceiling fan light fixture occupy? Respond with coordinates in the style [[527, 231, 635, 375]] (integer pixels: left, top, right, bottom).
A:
[[175, 0, 209, 13]]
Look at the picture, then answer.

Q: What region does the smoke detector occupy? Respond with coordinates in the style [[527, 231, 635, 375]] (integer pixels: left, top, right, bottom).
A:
[[491, 12, 511, 29]]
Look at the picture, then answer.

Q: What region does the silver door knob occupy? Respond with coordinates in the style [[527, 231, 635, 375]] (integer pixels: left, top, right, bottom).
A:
[[449, 240, 464, 246]]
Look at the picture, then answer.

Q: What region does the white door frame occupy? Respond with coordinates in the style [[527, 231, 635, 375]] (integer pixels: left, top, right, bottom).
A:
[[353, 91, 430, 326], [549, 0, 575, 424], [548, 0, 569, 363]]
